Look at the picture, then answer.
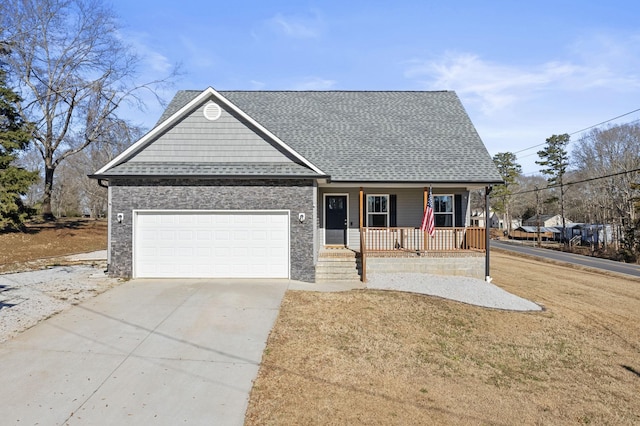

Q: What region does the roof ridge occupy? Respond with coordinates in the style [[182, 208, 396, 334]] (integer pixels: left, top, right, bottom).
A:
[[176, 89, 453, 94], [218, 90, 453, 93]]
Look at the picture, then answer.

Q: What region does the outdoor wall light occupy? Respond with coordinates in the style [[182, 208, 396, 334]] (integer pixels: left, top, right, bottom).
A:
[[116, 213, 124, 223], [298, 213, 305, 223]]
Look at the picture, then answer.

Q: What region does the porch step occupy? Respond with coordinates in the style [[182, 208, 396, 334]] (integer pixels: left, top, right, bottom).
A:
[[316, 249, 362, 282]]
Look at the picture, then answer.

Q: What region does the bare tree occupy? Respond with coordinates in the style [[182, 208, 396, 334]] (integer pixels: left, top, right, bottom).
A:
[[51, 160, 83, 217], [61, 121, 143, 217], [1, 0, 176, 219], [512, 174, 547, 223], [574, 122, 640, 249]]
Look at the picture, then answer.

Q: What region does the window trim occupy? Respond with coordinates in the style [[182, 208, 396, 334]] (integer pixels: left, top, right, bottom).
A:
[[366, 194, 389, 227], [434, 194, 454, 228]]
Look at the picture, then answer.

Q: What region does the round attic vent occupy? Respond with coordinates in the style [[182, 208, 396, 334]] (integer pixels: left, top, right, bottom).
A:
[[203, 102, 222, 121]]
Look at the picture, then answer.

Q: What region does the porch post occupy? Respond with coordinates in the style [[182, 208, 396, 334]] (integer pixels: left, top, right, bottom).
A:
[[359, 187, 366, 282], [423, 187, 428, 251], [485, 186, 492, 282]]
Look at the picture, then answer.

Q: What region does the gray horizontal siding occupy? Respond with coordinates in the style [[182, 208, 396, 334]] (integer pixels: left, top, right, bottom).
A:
[[317, 187, 470, 250], [131, 101, 294, 164]]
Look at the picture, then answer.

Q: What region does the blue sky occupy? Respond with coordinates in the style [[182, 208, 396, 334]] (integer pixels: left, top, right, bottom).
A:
[[112, 0, 640, 175]]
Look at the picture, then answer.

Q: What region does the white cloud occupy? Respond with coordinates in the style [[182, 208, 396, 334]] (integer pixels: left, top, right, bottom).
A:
[[290, 77, 336, 90], [405, 53, 588, 115], [404, 40, 640, 117], [402, 33, 640, 174], [122, 30, 173, 73], [267, 11, 323, 39]]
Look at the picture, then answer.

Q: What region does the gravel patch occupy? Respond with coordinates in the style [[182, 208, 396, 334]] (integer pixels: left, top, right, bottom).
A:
[[367, 273, 542, 311], [0, 265, 121, 343]]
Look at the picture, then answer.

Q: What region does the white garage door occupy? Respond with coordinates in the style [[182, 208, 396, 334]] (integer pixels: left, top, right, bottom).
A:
[[134, 211, 289, 278]]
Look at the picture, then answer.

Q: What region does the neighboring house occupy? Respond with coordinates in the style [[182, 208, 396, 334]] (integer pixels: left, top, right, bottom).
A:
[[470, 209, 501, 229], [523, 214, 572, 228], [566, 223, 613, 246], [91, 88, 502, 282]]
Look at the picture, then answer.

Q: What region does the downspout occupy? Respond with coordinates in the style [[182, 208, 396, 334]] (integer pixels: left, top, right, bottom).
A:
[[485, 186, 492, 282], [359, 187, 366, 283], [312, 181, 318, 267]]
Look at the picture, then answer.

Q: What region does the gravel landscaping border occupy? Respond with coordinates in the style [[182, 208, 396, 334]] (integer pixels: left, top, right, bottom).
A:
[[367, 273, 542, 311], [0, 264, 121, 343]]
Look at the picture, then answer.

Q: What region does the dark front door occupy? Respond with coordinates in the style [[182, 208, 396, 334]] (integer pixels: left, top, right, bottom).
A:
[[325, 195, 347, 245]]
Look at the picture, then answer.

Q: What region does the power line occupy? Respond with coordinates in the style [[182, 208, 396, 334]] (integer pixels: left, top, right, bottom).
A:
[[513, 167, 640, 196], [512, 108, 640, 155]]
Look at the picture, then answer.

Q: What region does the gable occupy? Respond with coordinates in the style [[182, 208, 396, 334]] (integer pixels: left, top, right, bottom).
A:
[[94, 88, 502, 184], [129, 98, 294, 164], [92, 88, 326, 179]]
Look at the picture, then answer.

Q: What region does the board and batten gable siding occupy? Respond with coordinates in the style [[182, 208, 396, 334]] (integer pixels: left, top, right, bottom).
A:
[[129, 100, 295, 164]]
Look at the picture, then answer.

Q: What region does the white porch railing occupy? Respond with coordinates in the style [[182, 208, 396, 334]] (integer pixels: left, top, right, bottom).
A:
[[358, 226, 486, 283], [361, 226, 486, 252]]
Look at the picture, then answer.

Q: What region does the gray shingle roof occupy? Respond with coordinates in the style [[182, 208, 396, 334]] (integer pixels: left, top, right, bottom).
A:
[[95, 162, 325, 178], [152, 90, 502, 183]]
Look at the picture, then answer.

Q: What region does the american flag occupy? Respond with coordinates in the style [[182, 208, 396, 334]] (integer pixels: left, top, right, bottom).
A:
[[420, 187, 435, 237]]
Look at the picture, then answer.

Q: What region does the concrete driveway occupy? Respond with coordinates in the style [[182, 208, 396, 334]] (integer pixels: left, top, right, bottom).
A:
[[0, 278, 290, 425]]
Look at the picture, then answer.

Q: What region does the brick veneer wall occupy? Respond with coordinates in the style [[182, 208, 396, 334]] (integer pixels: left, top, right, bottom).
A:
[[109, 178, 316, 282]]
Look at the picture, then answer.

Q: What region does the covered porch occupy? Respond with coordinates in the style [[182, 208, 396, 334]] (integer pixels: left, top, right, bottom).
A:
[[317, 185, 490, 282]]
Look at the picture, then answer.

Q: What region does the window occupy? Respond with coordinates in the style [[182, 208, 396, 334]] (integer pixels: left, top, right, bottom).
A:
[[367, 195, 388, 227], [434, 195, 454, 227]]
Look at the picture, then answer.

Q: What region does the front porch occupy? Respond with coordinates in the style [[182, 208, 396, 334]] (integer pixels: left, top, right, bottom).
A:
[[315, 226, 487, 282], [359, 226, 486, 281], [317, 186, 489, 282]]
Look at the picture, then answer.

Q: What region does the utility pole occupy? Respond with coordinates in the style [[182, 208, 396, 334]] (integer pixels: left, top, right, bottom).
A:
[[485, 186, 492, 282], [535, 185, 541, 248]]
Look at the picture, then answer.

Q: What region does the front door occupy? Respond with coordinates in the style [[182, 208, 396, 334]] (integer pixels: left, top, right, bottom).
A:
[[325, 195, 347, 245]]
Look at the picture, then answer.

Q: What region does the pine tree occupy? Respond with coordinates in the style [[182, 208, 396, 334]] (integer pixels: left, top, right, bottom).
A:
[[536, 133, 570, 245], [0, 65, 38, 229], [492, 152, 522, 234]]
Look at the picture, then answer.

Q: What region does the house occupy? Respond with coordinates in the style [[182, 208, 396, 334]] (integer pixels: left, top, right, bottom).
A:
[[566, 223, 613, 246], [91, 88, 503, 282], [471, 209, 502, 229], [522, 214, 572, 228]]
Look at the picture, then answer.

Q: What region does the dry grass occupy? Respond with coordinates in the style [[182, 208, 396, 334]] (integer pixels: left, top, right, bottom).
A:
[[246, 252, 640, 425], [0, 218, 107, 273]]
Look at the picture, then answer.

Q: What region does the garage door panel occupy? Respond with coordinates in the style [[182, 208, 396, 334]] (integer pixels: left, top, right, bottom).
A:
[[196, 231, 212, 240], [134, 211, 289, 278]]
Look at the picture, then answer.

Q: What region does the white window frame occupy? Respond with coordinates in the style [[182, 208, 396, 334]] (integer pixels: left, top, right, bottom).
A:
[[434, 194, 454, 227], [366, 194, 389, 227]]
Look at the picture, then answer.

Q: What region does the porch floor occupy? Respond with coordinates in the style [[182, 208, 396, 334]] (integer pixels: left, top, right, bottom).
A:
[[319, 246, 359, 257], [365, 250, 485, 258]]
